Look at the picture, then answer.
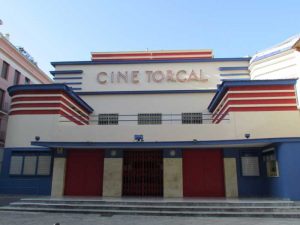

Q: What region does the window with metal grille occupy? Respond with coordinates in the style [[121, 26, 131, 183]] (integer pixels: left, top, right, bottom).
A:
[[98, 113, 119, 125], [1, 61, 9, 79], [9, 153, 52, 176], [138, 113, 162, 125], [241, 156, 260, 176], [182, 113, 203, 124], [264, 151, 279, 177]]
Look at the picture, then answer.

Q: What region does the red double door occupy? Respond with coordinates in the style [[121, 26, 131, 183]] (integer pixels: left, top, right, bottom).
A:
[[64, 150, 104, 196], [183, 149, 225, 197]]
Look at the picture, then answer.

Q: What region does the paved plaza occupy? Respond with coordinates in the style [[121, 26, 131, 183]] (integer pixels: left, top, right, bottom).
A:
[[0, 211, 300, 225]]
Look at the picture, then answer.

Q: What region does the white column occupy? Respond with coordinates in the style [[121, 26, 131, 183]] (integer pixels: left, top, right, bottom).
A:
[[163, 158, 183, 197], [51, 157, 67, 197], [102, 158, 123, 197], [224, 158, 239, 198]]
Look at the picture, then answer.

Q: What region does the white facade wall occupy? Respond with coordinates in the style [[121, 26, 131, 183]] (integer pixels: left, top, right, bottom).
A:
[[250, 36, 300, 106], [7, 55, 300, 148]]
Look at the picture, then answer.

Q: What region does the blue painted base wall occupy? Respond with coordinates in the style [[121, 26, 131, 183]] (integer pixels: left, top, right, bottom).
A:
[[224, 148, 266, 197], [264, 142, 300, 200], [0, 149, 52, 195]]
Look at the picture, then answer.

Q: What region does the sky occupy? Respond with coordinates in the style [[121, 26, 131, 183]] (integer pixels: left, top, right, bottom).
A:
[[0, 0, 299, 77]]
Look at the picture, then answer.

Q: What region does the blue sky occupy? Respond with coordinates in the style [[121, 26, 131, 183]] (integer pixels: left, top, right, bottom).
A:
[[0, 0, 299, 76]]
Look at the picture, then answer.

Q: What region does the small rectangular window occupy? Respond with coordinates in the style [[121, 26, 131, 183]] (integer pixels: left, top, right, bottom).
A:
[[14, 70, 21, 85], [265, 152, 279, 177], [23, 156, 37, 175], [241, 156, 260, 176], [9, 153, 52, 176], [182, 113, 203, 124], [9, 156, 23, 175], [1, 61, 9, 79], [98, 113, 119, 125], [37, 156, 51, 175], [138, 113, 162, 125], [25, 77, 30, 84]]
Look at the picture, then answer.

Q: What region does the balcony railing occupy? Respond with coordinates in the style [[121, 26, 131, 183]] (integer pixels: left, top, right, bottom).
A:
[[59, 113, 230, 125]]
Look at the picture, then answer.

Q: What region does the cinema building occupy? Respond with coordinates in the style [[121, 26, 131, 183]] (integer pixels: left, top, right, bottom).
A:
[[1, 35, 300, 200]]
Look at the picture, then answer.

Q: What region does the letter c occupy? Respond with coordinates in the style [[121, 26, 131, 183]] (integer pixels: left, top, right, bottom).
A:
[[97, 72, 107, 84], [176, 70, 187, 82]]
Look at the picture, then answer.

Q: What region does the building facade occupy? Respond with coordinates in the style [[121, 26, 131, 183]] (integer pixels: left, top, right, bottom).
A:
[[0, 34, 52, 178], [1, 35, 300, 200]]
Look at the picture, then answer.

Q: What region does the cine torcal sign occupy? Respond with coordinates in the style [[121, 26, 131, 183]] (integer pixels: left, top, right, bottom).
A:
[[97, 69, 208, 84]]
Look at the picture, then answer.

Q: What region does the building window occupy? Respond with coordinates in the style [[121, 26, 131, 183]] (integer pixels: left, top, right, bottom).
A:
[[182, 113, 203, 124], [1, 61, 9, 79], [9, 153, 52, 176], [138, 113, 162, 125], [264, 151, 279, 177], [0, 89, 5, 110], [241, 156, 260, 176], [98, 113, 119, 125], [14, 70, 21, 85], [25, 77, 30, 84]]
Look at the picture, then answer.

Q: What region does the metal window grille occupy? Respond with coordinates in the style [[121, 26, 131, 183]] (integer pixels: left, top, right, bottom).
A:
[[241, 156, 260, 176], [182, 113, 203, 124], [138, 113, 162, 125], [98, 114, 119, 125]]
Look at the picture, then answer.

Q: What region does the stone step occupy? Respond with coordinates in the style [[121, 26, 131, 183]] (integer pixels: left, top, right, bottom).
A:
[[8, 202, 300, 213], [17, 198, 295, 207], [1, 206, 300, 218]]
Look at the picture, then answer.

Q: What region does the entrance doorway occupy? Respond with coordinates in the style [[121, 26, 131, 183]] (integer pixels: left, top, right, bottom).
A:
[[183, 149, 225, 197], [64, 150, 104, 196], [122, 150, 163, 196]]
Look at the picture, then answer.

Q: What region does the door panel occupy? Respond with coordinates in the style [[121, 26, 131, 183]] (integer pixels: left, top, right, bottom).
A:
[[183, 149, 225, 197], [64, 150, 104, 196]]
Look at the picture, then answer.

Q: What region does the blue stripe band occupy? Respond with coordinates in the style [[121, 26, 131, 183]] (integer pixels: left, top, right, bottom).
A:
[[220, 73, 250, 77], [50, 70, 83, 75], [31, 137, 300, 149], [219, 67, 249, 71], [63, 82, 82, 85], [220, 78, 251, 81], [53, 77, 83, 80]]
